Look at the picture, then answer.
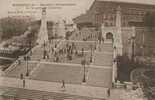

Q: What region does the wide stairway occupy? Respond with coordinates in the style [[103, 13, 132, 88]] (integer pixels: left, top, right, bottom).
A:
[[87, 43, 113, 88], [93, 42, 113, 66], [87, 42, 114, 88]]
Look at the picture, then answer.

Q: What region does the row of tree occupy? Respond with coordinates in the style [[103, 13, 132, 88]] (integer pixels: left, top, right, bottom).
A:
[[0, 17, 31, 40]]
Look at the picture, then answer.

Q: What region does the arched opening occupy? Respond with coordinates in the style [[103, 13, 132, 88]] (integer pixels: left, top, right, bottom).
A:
[[106, 32, 113, 40]]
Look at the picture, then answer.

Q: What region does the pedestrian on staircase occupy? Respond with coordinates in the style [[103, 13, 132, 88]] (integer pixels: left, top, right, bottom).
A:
[[107, 88, 110, 97], [61, 80, 65, 88], [20, 73, 23, 80], [23, 79, 25, 88]]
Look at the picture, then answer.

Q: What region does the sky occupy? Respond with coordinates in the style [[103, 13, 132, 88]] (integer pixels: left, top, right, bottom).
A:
[[0, 0, 94, 21], [0, 0, 155, 21]]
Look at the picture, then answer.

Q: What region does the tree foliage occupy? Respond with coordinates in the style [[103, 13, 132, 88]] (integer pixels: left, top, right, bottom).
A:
[[117, 54, 137, 82], [0, 17, 30, 40]]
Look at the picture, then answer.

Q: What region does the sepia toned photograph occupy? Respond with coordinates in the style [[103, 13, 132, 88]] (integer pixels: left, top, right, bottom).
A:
[[0, 0, 155, 100]]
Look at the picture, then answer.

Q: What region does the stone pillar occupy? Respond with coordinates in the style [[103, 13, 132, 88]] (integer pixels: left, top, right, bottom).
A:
[[37, 8, 48, 45], [112, 46, 117, 83], [111, 6, 123, 84], [115, 6, 123, 56], [116, 6, 121, 28]]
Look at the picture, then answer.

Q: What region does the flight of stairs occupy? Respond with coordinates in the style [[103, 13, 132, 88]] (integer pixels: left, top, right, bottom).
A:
[[93, 42, 113, 66], [93, 52, 113, 66], [87, 42, 114, 88]]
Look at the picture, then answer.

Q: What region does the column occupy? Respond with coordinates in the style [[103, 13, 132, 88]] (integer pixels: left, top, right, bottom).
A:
[[112, 46, 117, 83], [115, 6, 123, 56], [37, 8, 48, 45]]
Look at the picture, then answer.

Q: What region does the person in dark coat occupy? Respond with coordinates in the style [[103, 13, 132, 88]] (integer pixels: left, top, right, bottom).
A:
[[61, 80, 65, 88], [107, 88, 110, 97], [23, 79, 25, 88], [20, 73, 23, 80]]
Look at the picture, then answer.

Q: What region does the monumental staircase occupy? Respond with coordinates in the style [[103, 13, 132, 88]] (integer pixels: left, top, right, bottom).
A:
[[94, 43, 113, 66], [87, 41, 114, 87]]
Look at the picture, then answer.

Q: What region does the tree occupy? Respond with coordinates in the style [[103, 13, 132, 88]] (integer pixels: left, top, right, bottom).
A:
[[117, 54, 136, 82], [0, 17, 30, 40]]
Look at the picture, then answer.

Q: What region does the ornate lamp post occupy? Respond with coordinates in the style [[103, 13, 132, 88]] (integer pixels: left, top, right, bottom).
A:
[[81, 59, 86, 83], [43, 41, 46, 59], [113, 46, 117, 83], [29, 40, 32, 56], [25, 55, 30, 76], [131, 36, 136, 61], [90, 44, 93, 63]]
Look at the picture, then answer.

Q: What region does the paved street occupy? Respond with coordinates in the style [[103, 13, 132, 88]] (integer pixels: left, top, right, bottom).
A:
[[0, 77, 109, 99], [0, 76, 127, 100], [0, 87, 105, 100], [0, 87, 126, 100]]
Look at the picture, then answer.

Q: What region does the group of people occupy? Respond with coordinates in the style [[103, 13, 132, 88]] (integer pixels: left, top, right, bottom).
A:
[[73, 28, 98, 41], [52, 42, 80, 62], [43, 41, 88, 63]]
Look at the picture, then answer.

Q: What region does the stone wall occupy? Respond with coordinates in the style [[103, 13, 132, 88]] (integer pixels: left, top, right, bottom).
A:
[[135, 27, 155, 56]]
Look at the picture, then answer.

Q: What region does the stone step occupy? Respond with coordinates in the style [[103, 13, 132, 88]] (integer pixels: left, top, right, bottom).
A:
[[93, 52, 113, 66], [87, 67, 112, 88], [97, 43, 113, 52], [94, 42, 113, 66]]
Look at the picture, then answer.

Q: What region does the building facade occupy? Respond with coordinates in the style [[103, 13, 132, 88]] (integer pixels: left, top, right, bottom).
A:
[[73, 0, 155, 57], [74, 0, 155, 27]]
